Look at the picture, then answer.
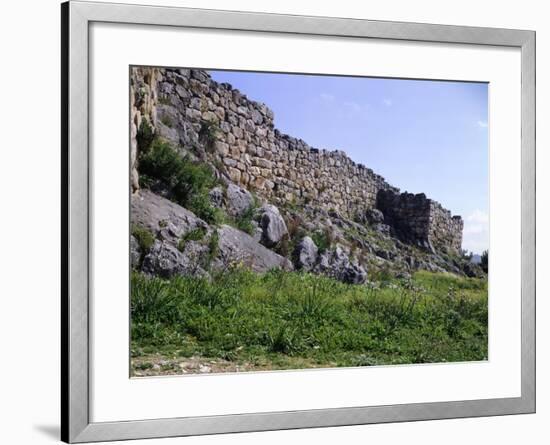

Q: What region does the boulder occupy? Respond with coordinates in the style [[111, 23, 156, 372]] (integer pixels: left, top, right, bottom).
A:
[[214, 225, 293, 273], [257, 204, 288, 247], [131, 189, 208, 245], [142, 240, 207, 278], [294, 236, 318, 271], [315, 245, 367, 285], [225, 183, 254, 217]]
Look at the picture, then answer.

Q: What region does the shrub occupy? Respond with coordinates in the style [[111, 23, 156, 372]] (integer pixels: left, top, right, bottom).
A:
[[138, 138, 183, 182], [311, 228, 332, 253], [138, 138, 220, 223], [136, 119, 155, 153], [199, 120, 220, 151], [132, 225, 155, 253], [189, 194, 222, 224]]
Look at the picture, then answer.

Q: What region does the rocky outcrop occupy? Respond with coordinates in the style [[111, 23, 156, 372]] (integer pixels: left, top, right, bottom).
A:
[[315, 245, 367, 285], [132, 189, 208, 245], [214, 225, 292, 273], [142, 240, 208, 278], [131, 190, 292, 276]]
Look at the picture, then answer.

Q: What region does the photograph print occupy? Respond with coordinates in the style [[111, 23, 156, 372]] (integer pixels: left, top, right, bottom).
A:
[[129, 66, 489, 377]]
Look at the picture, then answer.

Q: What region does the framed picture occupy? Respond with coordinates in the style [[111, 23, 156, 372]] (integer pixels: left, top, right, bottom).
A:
[[61, 1, 535, 442]]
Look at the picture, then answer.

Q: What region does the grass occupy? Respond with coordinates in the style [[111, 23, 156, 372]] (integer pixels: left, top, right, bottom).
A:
[[177, 226, 207, 252], [130, 269, 488, 374], [233, 204, 257, 235]]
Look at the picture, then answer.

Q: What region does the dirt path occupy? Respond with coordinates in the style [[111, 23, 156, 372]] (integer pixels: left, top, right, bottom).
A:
[[131, 354, 261, 376]]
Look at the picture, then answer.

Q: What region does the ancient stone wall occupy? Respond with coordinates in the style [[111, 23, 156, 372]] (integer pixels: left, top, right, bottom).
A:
[[429, 203, 464, 251], [130, 67, 463, 252], [130, 67, 161, 192], [376, 190, 463, 252]]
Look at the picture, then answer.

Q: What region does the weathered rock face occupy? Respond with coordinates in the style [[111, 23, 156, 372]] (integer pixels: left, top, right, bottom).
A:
[[225, 183, 254, 217], [215, 225, 293, 273], [315, 245, 368, 285], [131, 189, 208, 245], [257, 204, 288, 248], [132, 190, 292, 276], [130, 67, 463, 254], [294, 236, 319, 271], [142, 240, 208, 278]]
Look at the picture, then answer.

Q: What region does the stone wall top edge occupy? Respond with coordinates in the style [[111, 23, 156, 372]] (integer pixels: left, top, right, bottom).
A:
[[179, 68, 398, 190]]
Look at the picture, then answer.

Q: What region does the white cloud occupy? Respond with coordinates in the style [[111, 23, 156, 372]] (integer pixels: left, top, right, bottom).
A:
[[477, 120, 488, 128], [383, 98, 393, 107], [462, 210, 489, 254]]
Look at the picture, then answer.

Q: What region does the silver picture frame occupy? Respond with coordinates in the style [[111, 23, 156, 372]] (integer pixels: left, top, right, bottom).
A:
[[61, 1, 536, 442]]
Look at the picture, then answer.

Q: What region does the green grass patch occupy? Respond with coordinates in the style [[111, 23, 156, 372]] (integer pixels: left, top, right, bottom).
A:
[[177, 226, 207, 252], [234, 204, 257, 235], [131, 269, 488, 372], [131, 224, 155, 253]]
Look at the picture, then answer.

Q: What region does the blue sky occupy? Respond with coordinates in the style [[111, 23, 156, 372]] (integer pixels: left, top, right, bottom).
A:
[[210, 70, 489, 254]]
